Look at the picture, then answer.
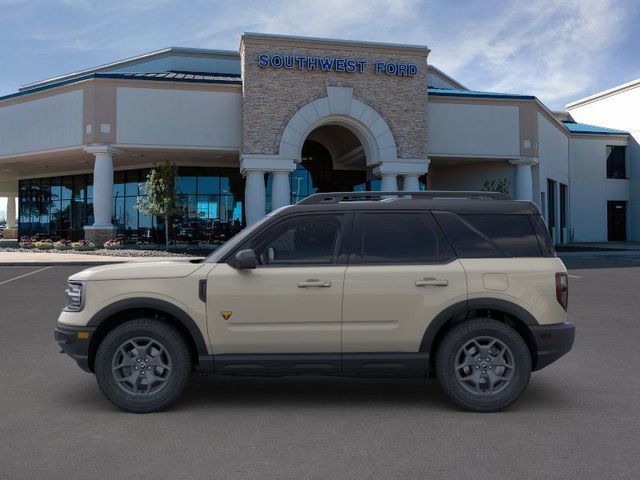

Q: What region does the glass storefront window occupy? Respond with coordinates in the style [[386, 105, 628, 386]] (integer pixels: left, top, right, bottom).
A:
[[19, 166, 245, 243]]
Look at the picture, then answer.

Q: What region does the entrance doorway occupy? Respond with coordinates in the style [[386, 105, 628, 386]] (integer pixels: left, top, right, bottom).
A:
[[268, 124, 382, 208], [607, 201, 627, 241]]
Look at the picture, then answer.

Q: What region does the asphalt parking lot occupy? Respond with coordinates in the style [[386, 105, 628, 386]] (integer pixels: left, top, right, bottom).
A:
[[1, 257, 639, 479]]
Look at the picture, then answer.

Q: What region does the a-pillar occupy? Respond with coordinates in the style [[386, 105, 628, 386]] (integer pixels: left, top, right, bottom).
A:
[[84, 145, 118, 245], [509, 158, 538, 201]]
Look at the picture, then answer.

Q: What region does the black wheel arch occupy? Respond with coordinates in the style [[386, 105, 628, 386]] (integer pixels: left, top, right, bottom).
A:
[[86, 298, 208, 372], [420, 298, 540, 371]]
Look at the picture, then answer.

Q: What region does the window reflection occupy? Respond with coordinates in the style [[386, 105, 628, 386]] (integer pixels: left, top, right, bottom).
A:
[[18, 166, 245, 244]]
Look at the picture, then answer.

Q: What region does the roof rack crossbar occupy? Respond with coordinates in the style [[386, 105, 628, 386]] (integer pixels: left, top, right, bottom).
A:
[[297, 191, 510, 205]]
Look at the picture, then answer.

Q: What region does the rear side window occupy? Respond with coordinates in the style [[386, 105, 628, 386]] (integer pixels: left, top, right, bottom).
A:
[[353, 212, 454, 264], [461, 215, 542, 257], [433, 212, 502, 258], [434, 212, 545, 258]]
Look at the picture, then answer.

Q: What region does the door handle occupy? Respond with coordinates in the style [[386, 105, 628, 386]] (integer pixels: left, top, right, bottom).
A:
[[415, 278, 448, 287], [297, 280, 332, 288]]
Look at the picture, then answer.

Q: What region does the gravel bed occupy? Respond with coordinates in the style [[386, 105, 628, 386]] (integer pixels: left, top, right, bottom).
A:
[[0, 248, 198, 257]]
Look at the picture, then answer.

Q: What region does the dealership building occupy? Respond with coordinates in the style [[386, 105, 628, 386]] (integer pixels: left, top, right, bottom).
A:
[[0, 33, 636, 245]]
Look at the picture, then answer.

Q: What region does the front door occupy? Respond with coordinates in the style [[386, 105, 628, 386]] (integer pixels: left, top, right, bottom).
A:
[[341, 212, 467, 370], [608, 201, 627, 241], [206, 213, 349, 360]]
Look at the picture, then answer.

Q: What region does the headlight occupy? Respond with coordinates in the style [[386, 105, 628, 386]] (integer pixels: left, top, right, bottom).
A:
[[64, 282, 84, 312]]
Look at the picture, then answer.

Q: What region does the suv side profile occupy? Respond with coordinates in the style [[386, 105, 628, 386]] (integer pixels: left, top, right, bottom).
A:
[[55, 191, 575, 413]]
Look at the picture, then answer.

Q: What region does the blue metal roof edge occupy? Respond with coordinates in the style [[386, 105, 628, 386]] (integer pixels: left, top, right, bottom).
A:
[[428, 87, 536, 100], [0, 72, 242, 102], [562, 121, 629, 135]]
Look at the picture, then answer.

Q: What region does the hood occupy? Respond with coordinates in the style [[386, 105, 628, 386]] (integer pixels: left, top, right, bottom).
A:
[[69, 260, 204, 282]]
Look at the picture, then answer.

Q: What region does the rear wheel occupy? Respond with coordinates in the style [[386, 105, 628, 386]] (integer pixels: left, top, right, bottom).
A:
[[435, 318, 531, 412], [95, 319, 191, 413]]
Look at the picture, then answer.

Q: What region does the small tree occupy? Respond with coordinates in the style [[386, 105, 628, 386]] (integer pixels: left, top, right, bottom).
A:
[[136, 161, 181, 250], [482, 178, 511, 195]]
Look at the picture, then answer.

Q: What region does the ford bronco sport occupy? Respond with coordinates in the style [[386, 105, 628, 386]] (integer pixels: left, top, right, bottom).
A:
[[55, 191, 574, 413]]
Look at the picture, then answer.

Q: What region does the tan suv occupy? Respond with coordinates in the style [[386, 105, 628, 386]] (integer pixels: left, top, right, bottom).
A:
[[55, 191, 574, 413]]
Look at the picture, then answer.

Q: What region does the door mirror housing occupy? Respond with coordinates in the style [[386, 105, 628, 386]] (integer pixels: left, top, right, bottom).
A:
[[230, 249, 258, 269]]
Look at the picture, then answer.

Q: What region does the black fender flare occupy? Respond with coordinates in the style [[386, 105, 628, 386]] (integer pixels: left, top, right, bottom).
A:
[[87, 297, 208, 356], [419, 298, 539, 353]]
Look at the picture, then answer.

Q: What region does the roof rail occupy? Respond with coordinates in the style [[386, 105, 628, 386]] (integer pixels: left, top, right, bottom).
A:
[[297, 191, 510, 205]]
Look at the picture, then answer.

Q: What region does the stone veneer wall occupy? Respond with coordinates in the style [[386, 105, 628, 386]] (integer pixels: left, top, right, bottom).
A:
[[240, 37, 429, 160]]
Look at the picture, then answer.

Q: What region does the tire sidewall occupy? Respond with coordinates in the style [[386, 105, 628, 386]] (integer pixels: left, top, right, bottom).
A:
[[436, 319, 531, 412], [95, 320, 191, 413]]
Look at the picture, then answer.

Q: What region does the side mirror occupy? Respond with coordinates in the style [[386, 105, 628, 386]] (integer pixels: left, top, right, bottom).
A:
[[230, 249, 258, 269]]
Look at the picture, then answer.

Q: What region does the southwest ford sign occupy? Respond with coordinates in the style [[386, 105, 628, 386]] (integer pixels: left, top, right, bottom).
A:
[[258, 53, 418, 77]]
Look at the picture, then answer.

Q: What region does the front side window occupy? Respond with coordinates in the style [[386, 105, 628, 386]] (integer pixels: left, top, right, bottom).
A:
[[606, 145, 626, 179], [353, 212, 454, 264], [250, 215, 342, 266]]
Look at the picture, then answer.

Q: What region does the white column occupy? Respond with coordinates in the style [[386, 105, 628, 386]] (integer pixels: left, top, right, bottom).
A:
[[271, 171, 291, 210], [6, 195, 16, 228], [380, 174, 398, 192], [91, 152, 115, 227], [509, 158, 538, 201], [244, 170, 266, 225], [402, 174, 420, 191]]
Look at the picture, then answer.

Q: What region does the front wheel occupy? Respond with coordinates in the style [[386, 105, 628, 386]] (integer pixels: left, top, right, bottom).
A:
[[435, 318, 531, 412], [95, 319, 192, 413]]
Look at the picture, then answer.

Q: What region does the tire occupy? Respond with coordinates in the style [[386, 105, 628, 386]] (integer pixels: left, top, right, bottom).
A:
[[94, 319, 192, 413], [435, 318, 531, 412]]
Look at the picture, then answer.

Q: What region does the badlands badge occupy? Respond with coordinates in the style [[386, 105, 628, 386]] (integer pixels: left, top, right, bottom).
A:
[[220, 311, 233, 320]]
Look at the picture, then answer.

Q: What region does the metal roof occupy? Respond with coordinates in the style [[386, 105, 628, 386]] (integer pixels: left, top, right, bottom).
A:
[[428, 87, 535, 100], [562, 121, 629, 135], [0, 71, 242, 103]]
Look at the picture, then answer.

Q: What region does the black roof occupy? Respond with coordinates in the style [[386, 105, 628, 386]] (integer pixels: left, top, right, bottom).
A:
[[282, 191, 541, 215]]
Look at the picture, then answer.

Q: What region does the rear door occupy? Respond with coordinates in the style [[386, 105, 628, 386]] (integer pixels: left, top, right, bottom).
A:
[[341, 211, 467, 355]]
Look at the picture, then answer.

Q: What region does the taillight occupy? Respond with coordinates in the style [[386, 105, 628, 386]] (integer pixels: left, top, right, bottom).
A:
[[556, 272, 568, 311]]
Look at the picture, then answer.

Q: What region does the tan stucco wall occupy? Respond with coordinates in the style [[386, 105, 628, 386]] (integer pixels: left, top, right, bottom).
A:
[[240, 35, 429, 159]]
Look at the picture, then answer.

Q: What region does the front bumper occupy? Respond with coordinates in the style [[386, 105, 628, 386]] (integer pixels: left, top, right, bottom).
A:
[[530, 322, 575, 371], [54, 324, 96, 373]]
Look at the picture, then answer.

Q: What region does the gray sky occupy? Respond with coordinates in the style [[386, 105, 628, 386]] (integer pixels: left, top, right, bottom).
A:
[[1, 0, 639, 214]]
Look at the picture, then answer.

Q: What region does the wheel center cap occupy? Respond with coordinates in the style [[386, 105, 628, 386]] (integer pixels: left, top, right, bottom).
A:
[[480, 362, 488, 368]]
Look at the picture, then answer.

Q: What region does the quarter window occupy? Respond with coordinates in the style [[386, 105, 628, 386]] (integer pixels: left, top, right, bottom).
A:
[[461, 215, 542, 257], [354, 213, 454, 264], [251, 215, 342, 266]]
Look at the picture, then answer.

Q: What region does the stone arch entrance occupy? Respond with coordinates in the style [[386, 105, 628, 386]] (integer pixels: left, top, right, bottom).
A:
[[240, 86, 429, 224]]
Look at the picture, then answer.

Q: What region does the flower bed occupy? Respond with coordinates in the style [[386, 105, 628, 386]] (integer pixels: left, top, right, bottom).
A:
[[54, 239, 72, 251], [34, 240, 54, 250], [103, 239, 124, 250], [71, 240, 96, 251]]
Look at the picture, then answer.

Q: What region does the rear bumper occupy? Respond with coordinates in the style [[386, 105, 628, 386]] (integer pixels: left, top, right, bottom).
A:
[[54, 324, 96, 373], [530, 322, 575, 371]]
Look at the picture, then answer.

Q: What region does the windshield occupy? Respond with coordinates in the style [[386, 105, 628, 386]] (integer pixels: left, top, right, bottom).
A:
[[205, 210, 281, 263]]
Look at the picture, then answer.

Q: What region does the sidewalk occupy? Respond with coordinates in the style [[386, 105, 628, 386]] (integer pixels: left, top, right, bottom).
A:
[[0, 251, 201, 266]]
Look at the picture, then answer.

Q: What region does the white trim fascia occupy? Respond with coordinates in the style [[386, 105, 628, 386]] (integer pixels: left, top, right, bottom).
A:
[[112, 143, 241, 153], [0, 145, 84, 161], [566, 78, 640, 110]]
